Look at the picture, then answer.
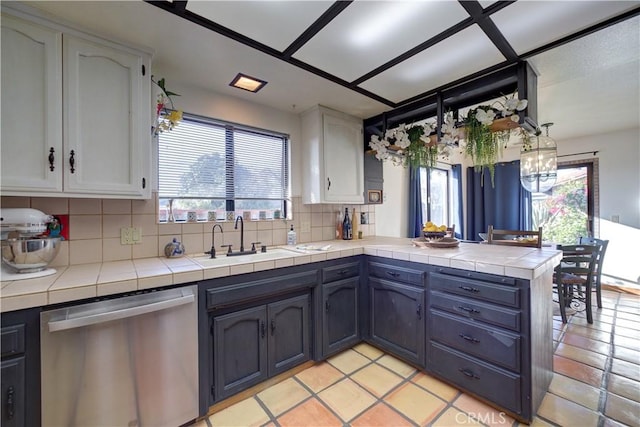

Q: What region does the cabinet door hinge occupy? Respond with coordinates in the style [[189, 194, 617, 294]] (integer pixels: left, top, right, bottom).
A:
[[141, 64, 146, 76]]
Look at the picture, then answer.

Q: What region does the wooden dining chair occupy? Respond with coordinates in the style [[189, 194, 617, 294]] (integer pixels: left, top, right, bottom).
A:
[[578, 237, 609, 309], [553, 244, 599, 324], [487, 225, 543, 248]]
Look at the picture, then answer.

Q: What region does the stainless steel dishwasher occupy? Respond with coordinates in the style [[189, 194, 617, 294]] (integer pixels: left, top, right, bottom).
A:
[[40, 285, 198, 427]]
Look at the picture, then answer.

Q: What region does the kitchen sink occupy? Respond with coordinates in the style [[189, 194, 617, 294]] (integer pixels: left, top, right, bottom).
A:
[[191, 247, 301, 267]]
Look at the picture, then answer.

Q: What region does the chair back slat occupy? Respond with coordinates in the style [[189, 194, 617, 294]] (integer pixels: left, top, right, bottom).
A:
[[487, 225, 543, 248]]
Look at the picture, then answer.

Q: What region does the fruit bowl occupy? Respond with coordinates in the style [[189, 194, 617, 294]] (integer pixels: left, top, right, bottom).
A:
[[423, 231, 447, 241]]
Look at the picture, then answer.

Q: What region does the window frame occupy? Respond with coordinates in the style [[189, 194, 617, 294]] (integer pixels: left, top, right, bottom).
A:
[[157, 112, 291, 221], [419, 164, 452, 226]]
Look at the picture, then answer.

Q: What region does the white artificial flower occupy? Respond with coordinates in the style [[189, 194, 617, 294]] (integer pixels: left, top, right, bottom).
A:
[[396, 131, 411, 149], [475, 108, 496, 125], [510, 114, 520, 122], [516, 99, 528, 111], [505, 98, 519, 112]]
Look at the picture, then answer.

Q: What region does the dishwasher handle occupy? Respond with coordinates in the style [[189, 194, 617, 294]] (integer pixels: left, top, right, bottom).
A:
[[48, 292, 195, 332]]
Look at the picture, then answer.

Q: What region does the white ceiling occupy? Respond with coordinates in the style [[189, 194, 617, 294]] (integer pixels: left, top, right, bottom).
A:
[[16, 0, 640, 141]]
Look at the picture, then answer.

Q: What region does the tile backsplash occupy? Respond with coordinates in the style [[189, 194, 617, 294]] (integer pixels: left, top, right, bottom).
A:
[[1, 194, 376, 267]]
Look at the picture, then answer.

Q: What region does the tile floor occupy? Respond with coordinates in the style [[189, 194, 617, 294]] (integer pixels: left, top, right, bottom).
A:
[[193, 289, 639, 427]]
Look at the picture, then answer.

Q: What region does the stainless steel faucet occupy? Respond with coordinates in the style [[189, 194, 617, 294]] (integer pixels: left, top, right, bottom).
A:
[[205, 224, 223, 258]]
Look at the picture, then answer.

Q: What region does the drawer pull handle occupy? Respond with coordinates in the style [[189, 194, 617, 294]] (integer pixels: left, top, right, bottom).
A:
[[270, 319, 275, 335], [325, 301, 330, 313], [459, 333, 480, 343], [459, 368, 480, 379], [6, 386, 14, 419], [417, 304, 422, 320], [338, 269, 349, 275], [459, 285, 479, 293], [458, 306, 480, 314], [69, 150, 76, 173], [386, 271, 400, 278], [261, 321, 266, 338]]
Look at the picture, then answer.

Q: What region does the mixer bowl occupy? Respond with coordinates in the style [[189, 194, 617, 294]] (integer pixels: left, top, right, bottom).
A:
[[1, 237, 61, 273]]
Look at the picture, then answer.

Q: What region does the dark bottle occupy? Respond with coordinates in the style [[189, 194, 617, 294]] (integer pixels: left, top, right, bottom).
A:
[[342, 208, 352, 240]]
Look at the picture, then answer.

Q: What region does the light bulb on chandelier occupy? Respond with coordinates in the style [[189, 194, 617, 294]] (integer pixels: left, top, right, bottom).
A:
[[520, 122, 558, 193]]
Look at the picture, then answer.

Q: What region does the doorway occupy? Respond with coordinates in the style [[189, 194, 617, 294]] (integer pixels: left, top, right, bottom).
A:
[[531, 159, 598, 245]]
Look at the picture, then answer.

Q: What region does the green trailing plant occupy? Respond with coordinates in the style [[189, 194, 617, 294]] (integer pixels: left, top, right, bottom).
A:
[[463, 107, 511, 186], [403, 125, 439, 169]]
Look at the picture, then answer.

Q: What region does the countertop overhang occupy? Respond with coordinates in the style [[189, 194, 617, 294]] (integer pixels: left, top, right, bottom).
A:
[[0, 237, 562, 313]]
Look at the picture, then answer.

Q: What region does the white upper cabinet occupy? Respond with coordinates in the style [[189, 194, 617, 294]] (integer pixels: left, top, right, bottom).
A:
[[0, 9, 151, 199], [301, 106, 364, 204], [1, 14, 63, 193]]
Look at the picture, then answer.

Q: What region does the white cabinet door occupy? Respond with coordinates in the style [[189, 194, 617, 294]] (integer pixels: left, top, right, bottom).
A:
[[322, 113, 364, 203], [1, 15, 62, 193], [63, 35, 150, 197], [301, 106, 364, 204]]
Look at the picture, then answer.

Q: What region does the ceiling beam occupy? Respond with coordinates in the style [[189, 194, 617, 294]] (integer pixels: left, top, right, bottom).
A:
[[282, 1, 353, 59], [458, 0, 518, 61]]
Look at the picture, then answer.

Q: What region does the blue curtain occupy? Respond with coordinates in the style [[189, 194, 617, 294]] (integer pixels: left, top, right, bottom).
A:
[[466, 161, 531, 241], [408, 165, 423, 238], [451, 164, 463, 239]]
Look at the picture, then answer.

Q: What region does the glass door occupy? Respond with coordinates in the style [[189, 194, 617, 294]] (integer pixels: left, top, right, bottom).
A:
[[532, 161, 595, 245]]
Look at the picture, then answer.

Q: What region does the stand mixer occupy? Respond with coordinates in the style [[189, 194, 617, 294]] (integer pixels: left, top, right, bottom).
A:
[[0, 208, 61, 280]]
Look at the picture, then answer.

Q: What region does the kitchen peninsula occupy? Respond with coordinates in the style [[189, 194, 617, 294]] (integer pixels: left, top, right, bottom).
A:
[[1, 238, 562, 424]]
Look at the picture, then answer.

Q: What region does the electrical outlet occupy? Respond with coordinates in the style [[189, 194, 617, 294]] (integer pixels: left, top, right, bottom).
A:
[[121, 227, 133, 245], [131, 227, 142, 244]]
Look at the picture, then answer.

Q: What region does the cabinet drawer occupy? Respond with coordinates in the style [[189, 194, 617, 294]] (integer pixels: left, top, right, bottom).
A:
[[429, 272, 520, 308], [1, 324, 25, 358], [429, 312, 520, 372], [369, 262, 424, 286], [322, 262, 360, 283], [207, 270, 317, 310], [429, 291, 521, 332], [429, 342, 522, 415]]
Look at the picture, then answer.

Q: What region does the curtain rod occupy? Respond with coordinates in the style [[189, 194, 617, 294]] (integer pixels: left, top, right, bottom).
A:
[[558, 150, 599, 158]]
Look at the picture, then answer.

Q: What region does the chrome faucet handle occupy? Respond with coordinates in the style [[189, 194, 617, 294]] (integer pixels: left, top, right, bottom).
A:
[[221, 244, 233, 255], [251, 241, 261, 252]]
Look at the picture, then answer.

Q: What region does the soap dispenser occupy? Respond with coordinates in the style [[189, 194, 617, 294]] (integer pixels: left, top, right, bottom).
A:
[[287, 225, 297, 246]]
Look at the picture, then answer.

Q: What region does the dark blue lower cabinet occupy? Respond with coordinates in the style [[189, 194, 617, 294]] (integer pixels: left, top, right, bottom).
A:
[[368, 277, 425, 367], [212, 294, 310, 401], [322, 278, 359, 357]]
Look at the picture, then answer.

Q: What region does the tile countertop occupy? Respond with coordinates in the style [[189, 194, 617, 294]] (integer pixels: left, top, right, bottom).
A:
[[0, 237, 562, 313]]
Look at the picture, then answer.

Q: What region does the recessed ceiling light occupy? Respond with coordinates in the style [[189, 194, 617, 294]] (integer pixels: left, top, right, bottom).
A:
[[229, 73, 267, 93]]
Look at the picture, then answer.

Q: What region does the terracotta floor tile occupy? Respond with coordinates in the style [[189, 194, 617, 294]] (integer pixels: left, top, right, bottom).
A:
[[350, 402, 414, 427], [615, 311, 640, 322], [605, 392, 640, 427], [352, 342, 385, 360], [613, 345, 640, 365], [554, 342, 608, 370], [549, 373, 601, 410], [565, 324, 612, 343], [521, 416, 556, 426], [553, 329, 562, 341], [603, 416, 632, 427], [276, 398, 342, 427], [553, 355, 604, 387], [562, 332, 611, 355], [607, 373, 640, 403], [452, 393, 516, 427], [376, 354, 417, 378], [432, 407, 483, 427], [610, 358, 640, 382], [537, 392, 600, 427], [256, 377, 311, 416], [295, 362, 344, 393], [350, 362, 404, 398], [208, 397, 270, 427], [191, 420, 208, 427], [317, 378, 376, 422], [327, 349, 370, 375], [384, 382, 446, 425], [411, 372, 459, 402], [614, 325, 640, 340], [615, 317, 640, 331], [571, 317, 614, 332]]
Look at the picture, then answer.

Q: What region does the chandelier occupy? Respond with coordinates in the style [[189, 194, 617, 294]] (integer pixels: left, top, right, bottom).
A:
[[520, 123, 558, 193]]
